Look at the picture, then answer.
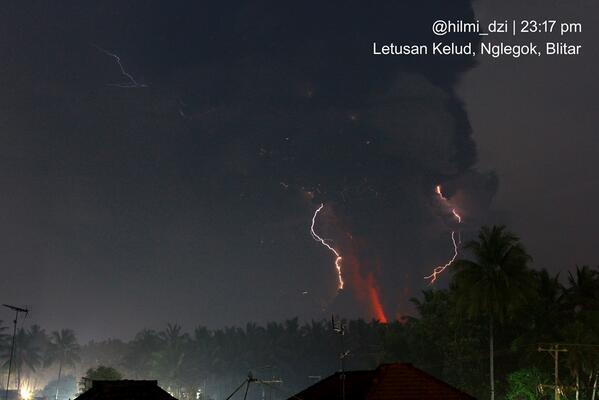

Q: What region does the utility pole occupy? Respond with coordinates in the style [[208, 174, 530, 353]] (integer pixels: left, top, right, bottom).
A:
[[3, 304, 29, 400], [538, 344, 568, 400]]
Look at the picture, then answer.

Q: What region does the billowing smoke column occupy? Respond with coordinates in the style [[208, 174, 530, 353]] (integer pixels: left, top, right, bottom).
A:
[[0, 0, 504, 335], [172, 1, 496, 322], [65, 0, 495, 322], [168, 0, 495, 321]]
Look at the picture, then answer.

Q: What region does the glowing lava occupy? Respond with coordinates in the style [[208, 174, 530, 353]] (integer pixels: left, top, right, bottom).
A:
[[368, 280, 388, 323], [425, 185, 463, 283], [310, 203, 344, 290]]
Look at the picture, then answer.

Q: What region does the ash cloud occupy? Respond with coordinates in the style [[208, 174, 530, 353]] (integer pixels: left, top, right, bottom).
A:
[[0, 1, 495, 336]]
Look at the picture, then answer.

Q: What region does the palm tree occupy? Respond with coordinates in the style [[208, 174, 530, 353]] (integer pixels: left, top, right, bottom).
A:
[[28, 325, 49, 354], [564, 265, 599, 314], [153, 324, 187, 396], [512, 270, 564, 358], [0, 320, 9, 367], [122, 329, 162, 379], [451, 225, 534, 400], [12, 328, 42, 391], [0, 320, 8, 342], [562, 265, 599, 399], [46, 329, 80, 400]]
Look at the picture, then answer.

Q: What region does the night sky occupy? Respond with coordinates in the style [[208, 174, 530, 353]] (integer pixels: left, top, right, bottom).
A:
[[0, 1, 596, 341]]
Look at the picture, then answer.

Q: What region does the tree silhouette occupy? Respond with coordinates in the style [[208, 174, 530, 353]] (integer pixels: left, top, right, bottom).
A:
[[452, 225, 534, 400], [46, 329, 80, 400]]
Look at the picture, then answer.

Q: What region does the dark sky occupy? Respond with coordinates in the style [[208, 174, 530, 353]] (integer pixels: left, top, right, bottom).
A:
[[0, 1, 596, 341], [461, 0, 599, 272]]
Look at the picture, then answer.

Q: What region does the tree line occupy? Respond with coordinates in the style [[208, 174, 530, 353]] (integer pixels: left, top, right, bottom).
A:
[[1, 225, 598, 400]]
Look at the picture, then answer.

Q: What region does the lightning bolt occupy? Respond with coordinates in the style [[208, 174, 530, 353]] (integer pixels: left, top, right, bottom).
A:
[[310, 203, 344, 291], [452, 208, 462, 223], [425, 231, 459, 283], [425, 185, 462, 283], [93, 44, 148, 88], [435, 184, 447, 200]]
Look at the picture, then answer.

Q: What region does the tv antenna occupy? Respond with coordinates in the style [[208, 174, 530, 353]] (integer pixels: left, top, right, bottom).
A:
[[3, 304, 29, 400], [224, 372, 285, 400], [331, 315, 350, 372], [332, 315, 349, 400]]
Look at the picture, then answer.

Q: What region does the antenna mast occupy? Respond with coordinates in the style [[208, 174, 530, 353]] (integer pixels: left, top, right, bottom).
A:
[[3, 304, 29, 400], [332, 315, 349, 400]]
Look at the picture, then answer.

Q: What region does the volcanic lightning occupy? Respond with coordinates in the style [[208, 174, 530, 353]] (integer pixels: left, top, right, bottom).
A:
[[425, 231, 459, 283], [435, 184, 446, 200], [425, 185, 463, 283], [452, 209, 462, 223], [93, 44, 148, 88], [310, 203, 344, 290]]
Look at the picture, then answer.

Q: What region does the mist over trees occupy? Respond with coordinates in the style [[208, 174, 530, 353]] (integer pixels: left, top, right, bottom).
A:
[[0, 226, 597, 400]]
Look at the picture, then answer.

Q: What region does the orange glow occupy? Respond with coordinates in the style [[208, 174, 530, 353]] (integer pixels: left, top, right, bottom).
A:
[[435, 185, 447, 200], [310, 207, 388, 321], [310, 203, 344, 290], [369, 283, 388, 323], [343, 248, 388, 322]]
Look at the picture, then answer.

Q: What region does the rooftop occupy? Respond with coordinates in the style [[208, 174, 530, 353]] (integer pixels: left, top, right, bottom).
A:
[[74, 380, 177, 400], [290, 363, 476, 400]]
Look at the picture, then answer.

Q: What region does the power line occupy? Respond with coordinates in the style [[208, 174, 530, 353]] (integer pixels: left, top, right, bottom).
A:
[[538, 342, 599, 349], [256, 379, 303, 400], [538, 344, 568, 400]]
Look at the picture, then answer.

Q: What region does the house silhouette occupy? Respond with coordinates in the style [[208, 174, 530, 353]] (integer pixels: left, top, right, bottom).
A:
[[289, 363, 476, 400], [74, 381, 177, 400]]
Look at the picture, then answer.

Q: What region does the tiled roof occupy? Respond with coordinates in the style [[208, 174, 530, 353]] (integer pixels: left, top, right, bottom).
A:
[[290, 363, 475, 400], [290, 370, 377, 400], [74, 380, 177, 400]]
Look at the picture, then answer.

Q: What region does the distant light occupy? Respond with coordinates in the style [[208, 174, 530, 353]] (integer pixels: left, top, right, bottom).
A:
[[20, 388, 32, 400]]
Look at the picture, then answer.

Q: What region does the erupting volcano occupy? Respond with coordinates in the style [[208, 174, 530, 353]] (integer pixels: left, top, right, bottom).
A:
[[309, 203, 388, 322]]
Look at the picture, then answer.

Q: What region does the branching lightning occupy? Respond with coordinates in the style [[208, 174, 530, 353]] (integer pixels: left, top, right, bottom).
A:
[[93, 44, 148, 88], [310, 204, 344, 290], [425, 231, 459, 284], [425, 185, 463, 283]]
